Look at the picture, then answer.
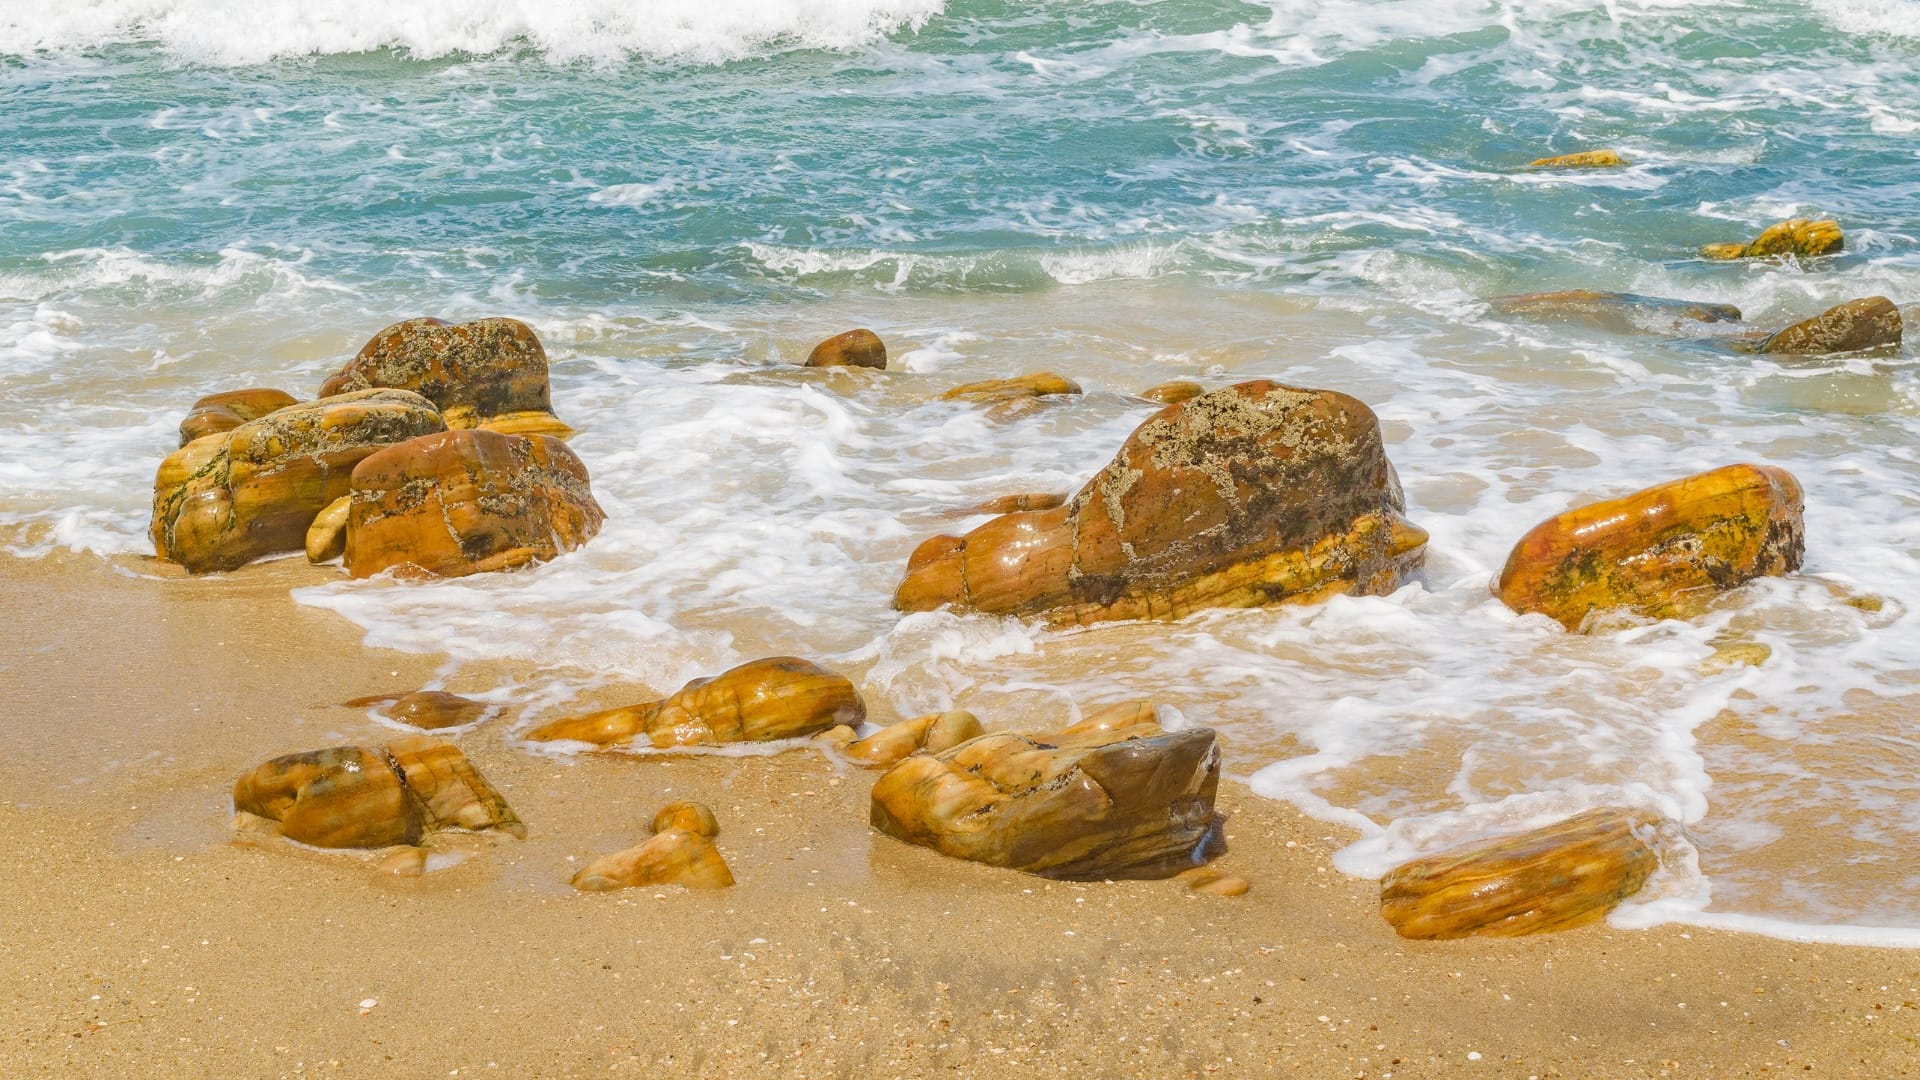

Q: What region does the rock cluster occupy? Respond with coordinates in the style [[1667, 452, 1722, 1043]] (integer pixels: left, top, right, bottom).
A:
[[233, 736, 523, 849], [321, 317, 573, 438], [1700, 218, 1843, 260], [527, 656, 864, 748]]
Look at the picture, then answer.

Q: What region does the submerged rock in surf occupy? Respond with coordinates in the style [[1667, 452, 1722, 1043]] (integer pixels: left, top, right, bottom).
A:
[[232, 735, 524, 850], [1757, 296, 1903, 356], [941, 372, 1082, 420], [321, 316, 574, 439], [573, 803, 734, 892], [1494, 463, 1804, 631], [843, 710, 985, 768], [894, 380, 1428, 627], [178, 388, 300, 447], [344, 690, 491, 730], [1486, 290, 1743, 335], [1528, 149, 1625, 169], [804, 328, 887, 370], [1699, 218, 1843, 260], [1139, 380, 1206, 405], [526, 656, 864, 749], [343, 428, 604, 580], [1379, 808, 1664, 939]]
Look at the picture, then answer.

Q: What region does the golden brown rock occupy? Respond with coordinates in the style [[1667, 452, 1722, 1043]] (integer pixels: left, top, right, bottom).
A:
[[343, 428, 604, 580], [1487, 290, 1743, 334], [343, 690, 490, 730], [942, 372, 1081, 406], [178, 388, 299, 446], [1700, 218, 1843, 260], [1758, 296, 1902, 356], [948, 492, 1067, 517], [526, 656, 865, 748], [804, 328, 887, 370], [571, 828, 734, 891], [232, 736, 522, 849], [651, 801, 720, 838], [894, 380, 1428, 627], [1528, 149, 1625, 168], [151, 389, 447, 574], [1494, 464, 1805, 630], [843, 710, 985, 768], [869, 718, 1222, 880], [305, 494, 351, 563], [321, 316, 573, 438], [1177, 866, 1251, 896], [1379, 808, 1663, 939], [1139, 380, 1205, 405]]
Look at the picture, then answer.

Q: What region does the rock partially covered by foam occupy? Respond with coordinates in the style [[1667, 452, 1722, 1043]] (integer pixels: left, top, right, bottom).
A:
[[572, 802, 733, 892], [804, 328, 887, 370], [895, 380, 1428, 627], [178, 388, 299, 446], [941, 373, 1082, 420], [869, 709, 1222, 880], [151, 389, 446, 574], [321, 317, 573, 438], [1380, 808, 1663, 939], [526, 656, 865, 748], [344, 690, 490, 730], [343, 428, 604, 579], [1495, 464, 1804, 630], [1528, 149, 1625, 168], [1758, 296, 1903, 356], [1700, 218, 1843, 260], [1487, 290, 1743, 335], [844, 710, 985, 768], [233, 735, 524, 849]]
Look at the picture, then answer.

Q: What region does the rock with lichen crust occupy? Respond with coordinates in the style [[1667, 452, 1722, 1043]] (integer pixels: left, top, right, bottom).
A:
[[321, 317, 573, 438], [526, 656, 864, 749], [1700, 218, 1843, 260], [232, 735, 524, 849], [1758, 296, 1902, 356], [893, 379, 1428, 627]]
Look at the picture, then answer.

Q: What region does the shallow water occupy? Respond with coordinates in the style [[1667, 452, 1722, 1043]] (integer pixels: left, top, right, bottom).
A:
[[4, 0, 1920, 942]]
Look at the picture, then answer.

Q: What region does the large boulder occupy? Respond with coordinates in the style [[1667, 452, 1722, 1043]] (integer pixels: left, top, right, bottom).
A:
[[1700, 218, 1843, 260], [572, 801, 733, 891], [321, 317, 573, 438], [1528, 149, 1624, 169], [1758, 296, 1902, 356], [1495, 463, 1804, 630], [177, 388, 299, 446], [1486, 290, 1742, 335], [343, 428, 604, 579], [1380, 808, 1663, 939], [894, 380, 1428, 627], [526, 656, 864, 749], [151, 389, 446, 573], [870, 711, 1221, 880], [805, 328, 887, 370], [232, 735, 524, 849]]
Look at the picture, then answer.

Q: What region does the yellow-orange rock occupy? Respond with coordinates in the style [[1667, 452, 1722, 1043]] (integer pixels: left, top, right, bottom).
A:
[[321, 317, 573, 438], [344, 690, 490, 730], [894, 380, 1428, 627], [1494, 463, 1805, 630], [1140, 380, 1205, 405], [844, 710, 985, 768], [1177, 865, 1251, 896], [178, 388, 299, 446], [805, 328, 887, 370], [869, 718, 1222, 880], [1700, 218, 1843, 260], [1758, 296, 1902, 356], [1380, 808, 1663, 939], [151, 389, 446, 574], [343, 428, 604, 580], [526, 656, 865, 748], [949, 492, 1066, 517], [942, 372, 1082, 420], [1487, 290, 1743, 335], [572, 828, 734, 891], [1529, 149, 1625, 168], [232, 736, 523, 849], [651, 801, 720, 838], [305, 494, 351, 562]]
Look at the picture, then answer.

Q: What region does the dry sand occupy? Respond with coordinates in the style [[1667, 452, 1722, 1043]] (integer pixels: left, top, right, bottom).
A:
[[3, 551, 1919, 1078]]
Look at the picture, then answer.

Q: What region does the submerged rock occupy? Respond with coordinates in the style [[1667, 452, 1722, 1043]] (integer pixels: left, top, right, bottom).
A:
[[1528, 149, 1625, 169], [572, 803, 734, 892], [321, 316, 573, 438], [804, 328, 887, 370], [941, 373, 1082, 420], [843, 710, 985, 768], [344, 690, 490, 730], [233, 735, 523, 849], [894, 380, 1428, 627], [526, 656, 865, 748], [343, 428, 604, 579], [178, 388, 299, 446], [1379, 808, 1663, 939], [1494, 463, 1804, 630], [1486, 290, 1743, 335], [1758, 296, 1903, 356], [1139, 380, 1205, 405], [1700, 218, 1843, 260], [151, 389, 446, 574]]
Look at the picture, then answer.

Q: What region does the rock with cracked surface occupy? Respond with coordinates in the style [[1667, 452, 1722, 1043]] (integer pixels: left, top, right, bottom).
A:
[[1758, 296, 1902, 355], [843, 710, 985, 768], [232, 735, 523, 849], [1700, 218, 1843, 260], [178, 388, 299, 446], [1528, 149, 1625, 168], [894, 380, 1428, 627], [1494, 463, 1804, 630], [1487, 290, 1743, 335], [1380, 808, 1664, 939], [804, 328, 887, 370], [321, 317, 573, 438], [526, 656, 865, 749], [344, 690, 490, 730], [343, 428, 604, 579]]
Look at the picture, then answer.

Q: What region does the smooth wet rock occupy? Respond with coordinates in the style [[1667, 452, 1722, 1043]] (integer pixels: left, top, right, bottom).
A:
[[178, 388, 299, 446], [844, 710, 985, 768], [1177, 866, 1250, 896], [1494, 463, 1804, 630], [1758, 296, 1902, 356], [1487, 290, 1743, 335], [652, 801, 720, 838], [1528, 149, 1625, 168], [321, 316, 573, 438], [895, 380, 1429, 627], [526, 656, 865, 748], [949, 492, 1067, 517], [1139, 380, 1205, 405], [151, 389, 446, 574], [942, 373, 1082, 420], [305, 494, 351, 563], [869, 718, 1222, 880], [344, 690, 490, 730], [1379, 808, 1663, 939], [374, 845, 429, 876], [572, 828, 734, 891], [343, 428, 604, 579], [804, 328, 887, 370], [1700, 218, 1843, 260], [232, 736, 523, 850]]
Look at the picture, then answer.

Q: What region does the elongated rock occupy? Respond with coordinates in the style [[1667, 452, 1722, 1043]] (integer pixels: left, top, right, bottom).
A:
[[527, 656, 864, 748], [321, 316, 573, 438], [305, 494, 351, 562], [949, 492, 1067, 517], [805, 328, 887, 370], [942, 372, 1081, 405], [844, 710, 985, 768], [1380, 808, 1663, 939], [151, 389, 446, 573], [343, 428, 604, 579], [1758, 296, 1902, 356], [344, 690, 489, 730], [895, 380, 1428, 627], [1529, 149, 1625, 168], [178, 388, 299, 446], [233, 736, 523, 849], [1139, 380, 1205, 405], [1487, 290, 1742, 335], [1494, 464, 1804, 630], [1700, 218, 1843, 260]]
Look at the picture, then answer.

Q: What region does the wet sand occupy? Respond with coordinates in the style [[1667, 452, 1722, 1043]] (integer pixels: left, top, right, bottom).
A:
[[4, 551, 1919, 1078]]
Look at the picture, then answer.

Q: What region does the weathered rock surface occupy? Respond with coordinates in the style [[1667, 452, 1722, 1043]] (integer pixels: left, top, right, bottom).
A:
[[232, 735, 523, 849], [1139, 380, 1205, 405], [1494, 463, 1804, 630], [526, 656, 865, 748], [305, 494, 351, 562], [321, 317, 573, 438], [804, 328, 887, 370], [178, 388, 299, 446], [894, 380, 1429, 627], [1487, 290, 1743, 335], [344, 690, 490, 730], [151, 389, 446, 573], [869, 716, 1222, 880], [1529, 149, 1625, 168], [1700, 218, 1843, 260], [1758, 296, 1902, 356], [343, 428, 604, 579], [1379, 808, 1663, 939], [572, 825, 734, 891], [844, 710, 985, 768]]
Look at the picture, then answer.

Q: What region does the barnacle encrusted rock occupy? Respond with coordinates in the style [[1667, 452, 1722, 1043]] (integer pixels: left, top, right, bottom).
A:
[[843, 710, 985, 768], [1528, 149, 1625, 168], [894, 379, 1428, 627], [572, 802, 733, 892], [177, 388, 299, 446], [804, 328, 887, 370], [232, 735, 524, 849], [1699, 218, 1843, 260], [321, 316, 573, 438], [526, 656, 865, 749], [1758, 296, 1902, 356], [1487, 290, 1743, 335], [1494, 463, 1804, 630]]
